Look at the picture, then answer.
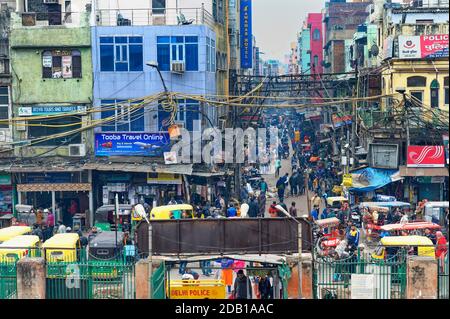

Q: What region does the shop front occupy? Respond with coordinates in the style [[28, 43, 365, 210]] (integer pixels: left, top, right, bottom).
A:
[[399, 166, 449, 203], [0, 173, 13, 216], [14, 171, 93, 226]]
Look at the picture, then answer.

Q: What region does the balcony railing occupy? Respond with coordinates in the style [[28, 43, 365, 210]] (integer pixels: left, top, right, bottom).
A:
[[95, 7, 215, 28]]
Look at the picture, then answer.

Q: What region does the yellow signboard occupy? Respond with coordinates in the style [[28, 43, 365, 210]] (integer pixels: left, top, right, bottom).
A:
[[343, 174, 353, 187], [169, 280, 226, 299], [294, 131, 301, 142], [147, 173, 182, 185]]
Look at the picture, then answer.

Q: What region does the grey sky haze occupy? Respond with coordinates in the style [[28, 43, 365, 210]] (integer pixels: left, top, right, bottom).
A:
[[253, 0, 325, 61]]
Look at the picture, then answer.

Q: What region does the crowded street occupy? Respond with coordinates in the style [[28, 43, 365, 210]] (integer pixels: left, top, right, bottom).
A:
[[0, 0, 449, 306]]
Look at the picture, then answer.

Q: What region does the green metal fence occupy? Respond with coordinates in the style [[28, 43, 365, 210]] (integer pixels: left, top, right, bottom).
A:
[[438, 254, 449, 299], [0, 261, 17, 299], [313, 254, 407, 299], [46, 260, 135, 299], [152, 261, 166, 299]]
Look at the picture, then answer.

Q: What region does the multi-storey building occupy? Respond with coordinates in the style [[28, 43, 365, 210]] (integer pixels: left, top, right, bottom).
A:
[[0, 0, 15, 216], [298, 22, 311, 74], [307, 13, 324, 74], [322, 0, 371, 75]]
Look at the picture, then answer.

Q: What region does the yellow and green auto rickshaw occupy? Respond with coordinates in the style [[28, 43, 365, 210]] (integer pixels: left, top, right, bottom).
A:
[[0, 226, 32, 244], [150, 204, 195, 220], [42, 233, 81, 263], [0, 235, 40, 262], [371, 235, 435, 261]]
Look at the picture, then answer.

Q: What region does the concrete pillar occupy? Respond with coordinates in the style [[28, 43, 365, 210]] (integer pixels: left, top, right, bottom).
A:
[[88, 170, 94, 227], [286, 255, 313, 299], [135, 259, 163, 299], [406, 256, 438, 299], [17, 258, 46, 299]]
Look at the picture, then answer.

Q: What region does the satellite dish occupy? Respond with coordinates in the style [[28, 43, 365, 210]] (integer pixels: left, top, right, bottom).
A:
[[370, 44, 380, 57]]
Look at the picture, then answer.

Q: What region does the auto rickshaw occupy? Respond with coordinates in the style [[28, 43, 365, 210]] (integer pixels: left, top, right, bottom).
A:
[[0, 235, 40, 262], [94, 204, 132, 232], [314, 217, 342, 256], [88, 231, 125, 278], [424, 201, 449, 230], [150, 204, 194, 220], [380, 222, 441, 236], [371, 236, 435, 261], [42, 233, 81, 263], [359, 202, 411, 240], [0, 226, 32, 244]]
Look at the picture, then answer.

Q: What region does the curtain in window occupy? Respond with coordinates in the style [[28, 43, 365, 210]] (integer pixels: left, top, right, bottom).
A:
[[72, 50, 82, 78]]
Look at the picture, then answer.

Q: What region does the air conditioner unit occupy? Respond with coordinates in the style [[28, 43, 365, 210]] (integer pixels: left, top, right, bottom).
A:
[[171, 62, 185, 74], [43, 0, 59, 4], [69, 144, 86, 157]]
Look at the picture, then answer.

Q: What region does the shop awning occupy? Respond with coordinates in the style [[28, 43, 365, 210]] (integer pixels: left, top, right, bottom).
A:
[[8, 165, 83, 173], [348, 167, 402, 193], [82, 163, 193, 175], [399, 166, 449, 177], [189, 171, 227, 177], [17, 183, 92, 192]]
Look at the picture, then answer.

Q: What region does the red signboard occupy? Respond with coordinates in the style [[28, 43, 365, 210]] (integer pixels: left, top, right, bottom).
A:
[[407, 146, 445, 168], [421, 34, 449, 59]]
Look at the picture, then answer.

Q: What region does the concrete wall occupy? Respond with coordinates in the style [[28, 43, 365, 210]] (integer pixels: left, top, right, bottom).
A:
[[286, 255, 313, 299], [16, 257, 46, 299], [406, 256, 438, 299]]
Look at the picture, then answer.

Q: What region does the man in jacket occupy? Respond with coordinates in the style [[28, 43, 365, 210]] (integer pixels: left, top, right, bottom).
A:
[[248, 197, 259, 218], [233, 270, 253, 299]]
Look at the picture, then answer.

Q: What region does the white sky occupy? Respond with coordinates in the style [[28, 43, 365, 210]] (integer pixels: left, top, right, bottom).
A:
[[253, 0, 326, 61]]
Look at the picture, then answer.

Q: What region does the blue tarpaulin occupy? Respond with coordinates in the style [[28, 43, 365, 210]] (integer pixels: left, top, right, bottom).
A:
[[348, 167, 401, 193]]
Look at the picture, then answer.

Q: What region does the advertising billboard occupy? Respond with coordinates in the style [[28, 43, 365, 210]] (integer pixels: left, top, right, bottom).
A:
[[95, 132, 171, 157], [332, 114, 352, 128], [406, 145, 445, 168], [399, 34, 449, 59], [240, 0, 253, 69]]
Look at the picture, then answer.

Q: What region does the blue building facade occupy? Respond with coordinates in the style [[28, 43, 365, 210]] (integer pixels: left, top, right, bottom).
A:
[[91, 25, 217, 134]]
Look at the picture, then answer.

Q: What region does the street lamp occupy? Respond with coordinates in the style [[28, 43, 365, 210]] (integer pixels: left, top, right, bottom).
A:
[[146, 61, 169, 94], [275, 205, 305, 299]]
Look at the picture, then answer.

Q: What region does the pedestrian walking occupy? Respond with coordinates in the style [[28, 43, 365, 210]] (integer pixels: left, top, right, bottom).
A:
[[233, 270, 252, 300], [276, 173, 289, 203], [248, 197, 259, 218], [257, 193, 266, 217], [289, 171, 298, 197], [260, 178, 268, 194], [311, 205, 319, 221], [258, 275, 272, 299], [275, 158, 282, 178]]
